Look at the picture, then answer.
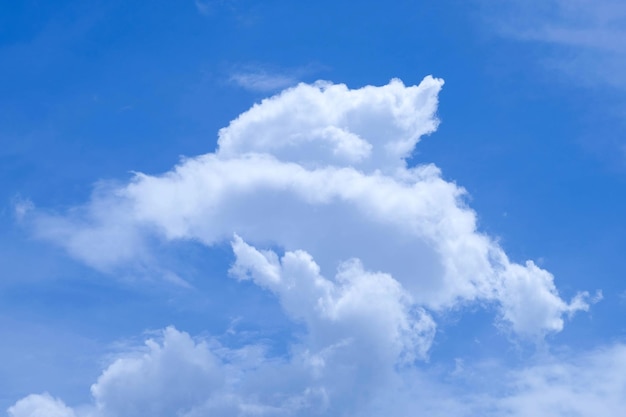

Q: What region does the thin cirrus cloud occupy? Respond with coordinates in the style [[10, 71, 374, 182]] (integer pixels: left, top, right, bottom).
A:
[[194, 0, 235, 17], [228, 62, 327, 92], [12, 76, 608, 416], [486, 0, 626, 88], [229, 70, 300, 92]]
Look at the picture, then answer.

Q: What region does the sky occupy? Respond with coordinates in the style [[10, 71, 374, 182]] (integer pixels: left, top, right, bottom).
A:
[[2, 0, 626, 416]]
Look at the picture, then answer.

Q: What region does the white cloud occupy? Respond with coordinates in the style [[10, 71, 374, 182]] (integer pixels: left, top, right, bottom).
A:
[[7, 393, 75, 417], [493, 344, 626, 416], [30, 185, 145, 273], [90, 327, 226, 417], [9, 328, 626, 417], [28, 76, 589, 338], [11, 76, 603, 416], [5, 326, 446, 417], [230, 235, 436, 363], [217, 76, 441, 170]]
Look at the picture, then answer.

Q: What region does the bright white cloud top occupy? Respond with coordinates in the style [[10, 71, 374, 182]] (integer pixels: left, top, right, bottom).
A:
[[14, 77, 609, 416]]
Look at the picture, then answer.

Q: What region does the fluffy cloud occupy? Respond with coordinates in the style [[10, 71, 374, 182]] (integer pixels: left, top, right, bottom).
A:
[[90, 327, 225, 417], [4, 326, 453, 417], [12, 76, 601, 416], [30, 76, 589, 337], [10, 328, 626, 417], [230, 235, 436, 363], [7, 393, 75, 417], [216, 77, 441, 169]]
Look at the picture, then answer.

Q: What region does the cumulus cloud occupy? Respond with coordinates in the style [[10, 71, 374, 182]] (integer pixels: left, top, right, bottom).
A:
[[90, 327, 225, 417], [6, 327, 448, 417], [29, 76, 589, 337], [230, 235, 436, 363], [10, 328, 626, 417], [7, 393, 75, 417], [11, 76, 601, 416], [217, 77, 441, 169]]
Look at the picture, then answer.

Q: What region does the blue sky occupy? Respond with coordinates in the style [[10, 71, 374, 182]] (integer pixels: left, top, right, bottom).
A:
[[2, 0, 626, 415]]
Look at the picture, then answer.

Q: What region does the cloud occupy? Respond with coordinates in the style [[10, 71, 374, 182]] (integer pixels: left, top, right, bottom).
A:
[[228, 62, 326, 92], [229, 71, 300, 92], [9, 328, 626, 417], [29, 181, 147, 273], [230, 235, 436, 363], [7, 393, 75, 417], [27, 76, 589, 338], [485, 0, 626, 88], [90, 327, 227, 417], [493, 344, 626, 416], [194, 0, 212, 15], [5, 326, 445, 417], [12, 197, 34, 222], [11, 76, 601, 416], [194, 0, 235, 16]]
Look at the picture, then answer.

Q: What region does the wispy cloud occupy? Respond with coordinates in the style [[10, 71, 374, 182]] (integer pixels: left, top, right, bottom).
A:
[[485, 0, 626, 88], [229, 70, 299, 92], [227, 62, 326, 92], [194, 0, 212, 15], [194, 0, 258, 26], [12, 197, 34, 222], [194, 0, 234, 16]]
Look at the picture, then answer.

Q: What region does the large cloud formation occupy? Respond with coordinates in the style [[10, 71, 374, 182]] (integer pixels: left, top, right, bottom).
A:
[[9, 328, 626, 417], [12, 76, 607, 416]]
